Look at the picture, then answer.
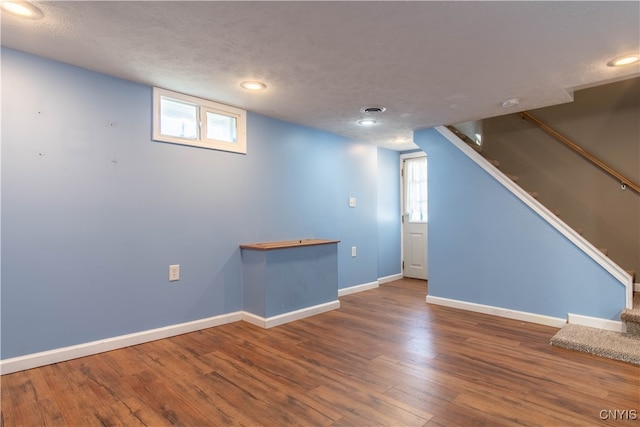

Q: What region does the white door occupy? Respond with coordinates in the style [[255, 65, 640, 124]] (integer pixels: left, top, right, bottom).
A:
[[402, 155, 428, 280]]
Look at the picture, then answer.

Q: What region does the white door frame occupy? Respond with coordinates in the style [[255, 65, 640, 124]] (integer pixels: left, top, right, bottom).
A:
[[400, 151, 428, 279]]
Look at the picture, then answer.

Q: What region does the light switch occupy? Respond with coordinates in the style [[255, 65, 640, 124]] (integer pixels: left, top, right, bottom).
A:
[[349, 197, 356, 208], [169, 264, 180, 282], [351, 246, 357, 257]]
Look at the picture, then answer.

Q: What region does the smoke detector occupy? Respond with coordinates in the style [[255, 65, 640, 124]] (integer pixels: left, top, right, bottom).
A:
[[501, 97, 520, 108]]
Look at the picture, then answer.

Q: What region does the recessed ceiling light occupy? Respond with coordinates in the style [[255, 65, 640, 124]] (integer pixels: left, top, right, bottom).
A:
[[607, 54, 640, 67], [1, 1, 43, 19], [240, 81, 267, 91], [501, 97, 520, 108], [358, 118, 378, 126], [392, 137, 411, 144]]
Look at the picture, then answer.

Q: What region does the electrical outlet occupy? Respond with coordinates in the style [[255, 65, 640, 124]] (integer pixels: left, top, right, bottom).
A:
[[169, 264, 180, 282], [351, 246, 357, 257]]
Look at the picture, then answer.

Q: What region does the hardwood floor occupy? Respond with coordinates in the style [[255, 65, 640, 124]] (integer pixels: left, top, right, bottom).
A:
[[2, 278, 639, 426]]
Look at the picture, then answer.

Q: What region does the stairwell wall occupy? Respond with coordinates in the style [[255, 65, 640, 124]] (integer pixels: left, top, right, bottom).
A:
[[480, 78, 639, 277], [414, 127, 626, 321]]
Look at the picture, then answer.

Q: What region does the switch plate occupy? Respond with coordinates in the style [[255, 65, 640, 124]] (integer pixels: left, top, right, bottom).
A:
[[169, 264, 180, 282], [351, 246, 357, 257], [349, 197, 356, 208]]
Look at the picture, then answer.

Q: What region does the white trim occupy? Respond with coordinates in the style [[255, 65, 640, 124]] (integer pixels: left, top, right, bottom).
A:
[[1, 300, 342, 375], [378, 274, 403, 285], [152, 87, 247, 154], [567, 313, 626, 333], [400, 151, 426, 159], [241, 300, 341, 329], [426, 295, 566, 328], [0, 312, 243, 375], [240, 311, 270, 329], [338, 281, 379, 296], [436, 126, 634, 309]]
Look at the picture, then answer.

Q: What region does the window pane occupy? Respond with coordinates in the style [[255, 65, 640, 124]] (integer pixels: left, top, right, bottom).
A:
[[405, 157, 428, 223], [206, 111, 237, 143], [153, 87, 247, 154], [160, 97, 198, 139]]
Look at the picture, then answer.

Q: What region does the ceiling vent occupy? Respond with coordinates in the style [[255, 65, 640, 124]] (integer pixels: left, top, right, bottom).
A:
[[360, 106, 387, 115]]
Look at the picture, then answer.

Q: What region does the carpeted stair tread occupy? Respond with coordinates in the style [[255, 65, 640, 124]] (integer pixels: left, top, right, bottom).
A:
[[550, 323, 640, 365], [621, 294, 640, 338], [622, 293, 640, 320], [621, 307, 640, 322]]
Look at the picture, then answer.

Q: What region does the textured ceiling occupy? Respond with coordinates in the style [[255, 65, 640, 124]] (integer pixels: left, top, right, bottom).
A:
[[2, 1, 639, 150]]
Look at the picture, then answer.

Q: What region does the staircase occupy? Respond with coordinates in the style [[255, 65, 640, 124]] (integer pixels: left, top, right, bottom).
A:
[[550, 293, 640, 365], [621, 293, 640, 337], [447, 125, 640, 365]]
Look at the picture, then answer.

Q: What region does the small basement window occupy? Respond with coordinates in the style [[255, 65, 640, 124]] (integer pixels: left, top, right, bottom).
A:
[[153, 87, 247, 154]]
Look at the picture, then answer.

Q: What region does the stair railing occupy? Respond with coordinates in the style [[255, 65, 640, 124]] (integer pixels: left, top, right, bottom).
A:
[[520, 111, 640, 194]]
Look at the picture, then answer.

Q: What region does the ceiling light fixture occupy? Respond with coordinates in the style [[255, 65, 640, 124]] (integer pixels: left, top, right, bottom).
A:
[[358, 118, 378, 126], [240, 81, 267, 91], [607, 54, 640, 67], [1, 1, 43, 18], [358, 105, 385, 126], [501, 97, 520, 108], [392, 137, 411, 144]]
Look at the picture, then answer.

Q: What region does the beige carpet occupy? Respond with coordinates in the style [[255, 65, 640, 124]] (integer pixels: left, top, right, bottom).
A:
[[551, 323, 640, 365]]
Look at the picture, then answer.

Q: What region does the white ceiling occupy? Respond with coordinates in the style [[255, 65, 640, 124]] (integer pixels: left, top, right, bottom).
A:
[[2, 1, 639, 150]]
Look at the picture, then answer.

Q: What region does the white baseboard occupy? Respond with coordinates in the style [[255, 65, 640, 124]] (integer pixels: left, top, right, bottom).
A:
[[426, 295, 566, 328], [567, 313, 626, 333], [338, 281, 379, 297], [0, 311, 243, 376], [378, 273, 403, 284], [242, 300, 340, 329], [1, 298, 343, 376]]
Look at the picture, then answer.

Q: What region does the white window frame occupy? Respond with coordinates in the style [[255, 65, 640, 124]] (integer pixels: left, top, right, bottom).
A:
[[152, 87, 247, 154]]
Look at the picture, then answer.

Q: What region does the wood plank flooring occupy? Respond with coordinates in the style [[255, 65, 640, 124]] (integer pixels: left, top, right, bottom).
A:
[[2, 278, 639, 426]]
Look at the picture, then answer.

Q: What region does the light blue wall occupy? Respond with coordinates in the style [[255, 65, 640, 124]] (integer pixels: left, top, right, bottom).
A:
[[414, 127, 625, 321], [245, 113, 380, 289], [242, 244, 338, 317], [1, 48, 398, 359], [377, 148, 401, 278]]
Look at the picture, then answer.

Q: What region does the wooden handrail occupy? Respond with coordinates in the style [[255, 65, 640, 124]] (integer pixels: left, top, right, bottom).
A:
[[520, 111, 640, 194]]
